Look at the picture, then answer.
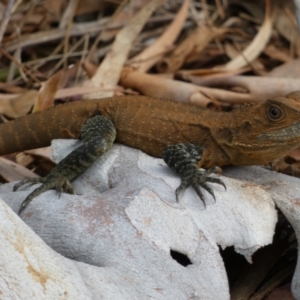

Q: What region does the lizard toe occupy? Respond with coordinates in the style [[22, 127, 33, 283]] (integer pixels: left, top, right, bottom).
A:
[[13, 177, 45, 192], [18, 183, 54, 215], [197, 182, 215, 202], [62, 181, 76, 194], [17, 173, 77, 214], [175, 167, 224, 205], [191, 183, 206, 206], [175, 181, 188, 201], [204, 176, 226, 190]]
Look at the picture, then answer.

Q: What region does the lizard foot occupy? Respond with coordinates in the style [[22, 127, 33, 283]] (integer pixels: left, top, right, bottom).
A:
[[14, 173, 76, 215], [162, 143, 226, 207], [13, 114, 116, 215], [175, 166, 226, 207]]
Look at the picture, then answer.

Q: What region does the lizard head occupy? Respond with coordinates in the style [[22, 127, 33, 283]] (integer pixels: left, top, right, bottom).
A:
[[229, 91, 300, 164], [257, 91, 300, 146]]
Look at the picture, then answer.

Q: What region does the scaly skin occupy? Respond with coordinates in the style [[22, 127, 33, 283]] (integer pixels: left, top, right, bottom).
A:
[[14, 115, 116, 213], [2, 92, 300, 213]]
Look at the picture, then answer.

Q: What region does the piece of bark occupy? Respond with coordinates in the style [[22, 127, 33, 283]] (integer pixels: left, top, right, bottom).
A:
[[0, 142, 280, 300], [225, 165, 300, 300]]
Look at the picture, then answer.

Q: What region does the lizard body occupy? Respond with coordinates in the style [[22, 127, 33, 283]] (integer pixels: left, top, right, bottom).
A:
[[2, 92, 300, 213], [0, 95, 224, 164]]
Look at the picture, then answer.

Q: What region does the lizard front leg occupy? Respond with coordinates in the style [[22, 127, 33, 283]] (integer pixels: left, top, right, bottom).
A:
[[14, 115, 116, 214], [162, 143, 226, 207]]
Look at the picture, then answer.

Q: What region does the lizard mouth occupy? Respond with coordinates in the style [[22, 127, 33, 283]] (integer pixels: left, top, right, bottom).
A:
[[258, 122, 300, 141]]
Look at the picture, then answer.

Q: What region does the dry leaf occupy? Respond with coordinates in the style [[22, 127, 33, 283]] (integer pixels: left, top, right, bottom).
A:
[[263, 44, 291, 63], [82, 60, 98, 78], [120, 67, 220, 108], [177, 67, 251, 79], [274, 2, 298, 43], [0, 83, 28, 94], [156, 25, 227, 73], [15, 153, 34, 167], [33, 65, 78, 112], [25, 147, 53, 161], [85, 0, 166, 99], [222, 0, 273, 71], [223, 42, 266, 74], [0, 90, 37, 118], [0, 157, 38, 182], [179, 75, 300, 104], [130, 0, 189, 72], [33, 72, 63, 112], [100, 0, 151, 42], [268, 59, 300, 77], [38, 0, 66, 20], [55, 86, 124, 99], [76, 0, 110, 17]]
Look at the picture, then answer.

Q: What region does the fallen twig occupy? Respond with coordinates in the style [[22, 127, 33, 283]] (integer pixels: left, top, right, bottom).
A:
[[0, 0, 15, 45]]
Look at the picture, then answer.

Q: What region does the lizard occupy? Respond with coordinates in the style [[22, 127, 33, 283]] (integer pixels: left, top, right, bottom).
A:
[[1, 91, 300, 214]]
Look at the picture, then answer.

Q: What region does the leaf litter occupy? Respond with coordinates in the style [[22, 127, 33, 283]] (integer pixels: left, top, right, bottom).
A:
[[0, 0, 300, 298]]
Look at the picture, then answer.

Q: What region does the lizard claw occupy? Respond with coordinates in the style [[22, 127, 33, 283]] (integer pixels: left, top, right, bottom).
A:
[[13, 177, 45, 191], [176, 166, 226, 206], [15, 173, 77, 215], [163, 144, 226, 207]]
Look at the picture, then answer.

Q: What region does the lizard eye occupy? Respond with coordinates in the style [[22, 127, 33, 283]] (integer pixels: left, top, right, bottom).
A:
[[267, 105, 283, 121]]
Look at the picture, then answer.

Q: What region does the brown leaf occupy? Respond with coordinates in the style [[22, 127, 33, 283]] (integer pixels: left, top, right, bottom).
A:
[[121, 68, 300, 106], [76, 0, 108, 17], [0, 90, 37, 118], [0, 83, 28, 94], [222, 0, 273, 71], [38, 0, 66, 20], [15, 153, 34, 167], [130, 0, 190, 73], [263, 44, 291, 63], [178, 67, 251, 80], [120, 67, 220, 108], [156, 26, 227, 73], [0, 157, 38, 182], [223, 42, 266, 74], [85, 0, 166, 99], [100, 0, 151, 42], [33, 65, 78, 112], [274, 2, 298, 43], [25, 147, 53, 161], [268, 59, 300, 78], [178, 75, 300, 104], [33, 72, 63, 112], [82, 60, 98, 78]]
